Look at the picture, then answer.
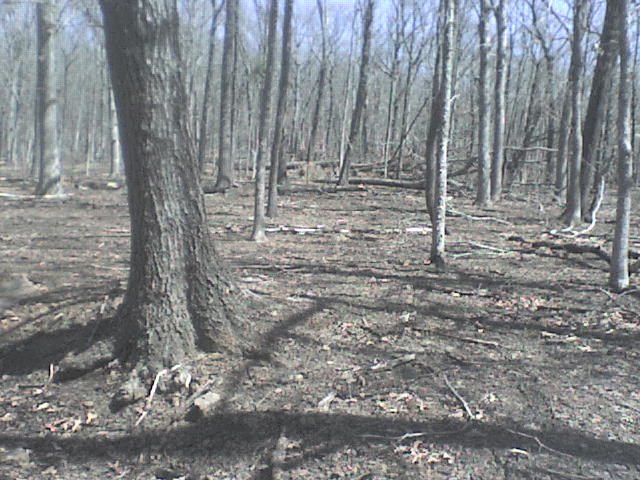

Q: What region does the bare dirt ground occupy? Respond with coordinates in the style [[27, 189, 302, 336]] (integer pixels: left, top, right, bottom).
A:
[[0, 170, 639, 480]]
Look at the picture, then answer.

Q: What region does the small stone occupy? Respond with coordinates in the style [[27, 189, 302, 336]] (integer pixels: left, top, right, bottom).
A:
[[0, 447, 31, 467], [186, 391, 221, 422]]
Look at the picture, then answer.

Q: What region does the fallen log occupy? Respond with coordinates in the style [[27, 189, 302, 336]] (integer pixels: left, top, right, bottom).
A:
[[277, 184, 366, 194], [314, 177, 467, 191], [510, 237, 639, 275]]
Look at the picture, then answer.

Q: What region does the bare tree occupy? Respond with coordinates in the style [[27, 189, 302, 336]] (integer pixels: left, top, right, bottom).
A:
[[35, 1, 65, 196], [212, 0, 239, 192], [610, 0, 632, 291], [108, 89, 122, 178], [304, 0, 327, 170], [554, 86, 571, 201], [267, 0, 294, 217], [382, 0, 404, 178], [429, 0, 457, 271], [100, 0, 245, 378], [580, 0, 622, 220], [251, 0, 278, 241], [337, 0, 375, 186], [197, 0, 224, 173], [490, 0, 507, 202], [562, 0, 585, 227], [475, 0, 491, 206]]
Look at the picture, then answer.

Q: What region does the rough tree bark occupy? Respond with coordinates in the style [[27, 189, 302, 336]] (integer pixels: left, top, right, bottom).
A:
[[610, 0, 632, 291], [337, 0, 375, 186], [99, 0, 244, 375], [35, 1, 65, 197]]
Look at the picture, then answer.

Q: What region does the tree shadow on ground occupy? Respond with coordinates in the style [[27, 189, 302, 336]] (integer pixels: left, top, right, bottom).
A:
[[237, 261, 640, 348], [1, 292, 638, 476], [0, 281, 121, 376], [0, 411, 638, 471]]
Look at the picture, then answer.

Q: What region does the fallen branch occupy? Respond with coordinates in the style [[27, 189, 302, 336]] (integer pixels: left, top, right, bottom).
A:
[[442, 374, 476, 421], [277, 184, 365, 194], [465, 241, 513, 254], [531, 240, 611, 263], [448, 208, 512, 225], [504, 427, 576, 458]]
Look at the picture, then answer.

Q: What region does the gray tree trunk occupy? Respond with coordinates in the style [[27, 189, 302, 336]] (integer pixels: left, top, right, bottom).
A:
[[429, 0, 457, 272], [197, 0, 223, 173], [610, 0, 632, 291], [475, 0, 491, 206], [35, 1, 65, 196], [304, 0, 327, 171], [108, 89, 122, 178], [251, 0, 278, 242], [337, 0, 375, 186], [382, 0, 403, 178], [563, 0, 585, 227], [580, 0, 621, 220], [212, 0, 238, 192], [554, 87, 571, 202], [267, 0, 294, 217], [425, 47, 442, 223], [100, 0, 244, 373], [490, 0, 506, 202]]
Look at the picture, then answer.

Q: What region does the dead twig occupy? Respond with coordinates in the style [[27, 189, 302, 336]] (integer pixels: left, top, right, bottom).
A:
[[135, 365, 184, 427], [504, 427, 576, 458], [359, 422, 471, 442], [448, 208, 513, 225], [442, 373, 475, 420], [412, 327, 503, 349]]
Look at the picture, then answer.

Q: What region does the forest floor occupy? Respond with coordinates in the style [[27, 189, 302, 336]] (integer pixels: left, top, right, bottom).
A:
[[0, 170, 639, 480]]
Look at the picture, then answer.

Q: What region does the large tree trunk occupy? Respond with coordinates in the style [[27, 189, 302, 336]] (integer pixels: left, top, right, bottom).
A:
[[475, 0, 491, 206], [35, 1, 65, 197], [337, 0, 374, 186], [100, 0, 243, 374], [610, 0, 632, 291]]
